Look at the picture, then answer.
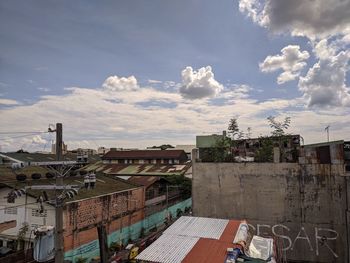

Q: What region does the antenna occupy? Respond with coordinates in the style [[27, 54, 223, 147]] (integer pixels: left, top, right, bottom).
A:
[[325, 125, 330, 142]]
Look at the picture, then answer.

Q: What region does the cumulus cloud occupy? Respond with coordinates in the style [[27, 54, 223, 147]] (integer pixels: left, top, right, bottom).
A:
[[32, 135, 47, 145], [260, 45, 310, 84], [239, 0, 350, 39], [0, 98, 20, 105], [179, 66, 224, 99], [102, 75, 139, 91], [299, 51, 350, 107], [1, 74, 349, 152], [239, 0, 350, 108]]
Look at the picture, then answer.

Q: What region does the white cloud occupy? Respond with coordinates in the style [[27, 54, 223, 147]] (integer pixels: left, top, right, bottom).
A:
[[239, 0, 350, 108], [179, 66, 224, 99], [37, 87, 50, 92], [1, 69, 349, 152], [102, 75, 139, 91], [0, 98, 20, 105], [32, 135, 47, 145], [260, 45, 310, 84], [148, 79, 162, 84], [239, 0, 350, 39], [299, 50, 350, 107]]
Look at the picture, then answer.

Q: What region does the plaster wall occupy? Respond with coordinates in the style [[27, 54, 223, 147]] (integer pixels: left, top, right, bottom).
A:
[[192, 162, 350, 263]]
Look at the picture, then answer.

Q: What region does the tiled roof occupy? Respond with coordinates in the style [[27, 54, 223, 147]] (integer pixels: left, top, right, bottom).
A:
[[82, 161, 192, 176], [102, 150, 187, 160]]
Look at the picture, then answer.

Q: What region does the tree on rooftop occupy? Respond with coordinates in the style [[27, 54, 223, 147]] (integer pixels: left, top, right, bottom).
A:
[[227, 118, 240, 139], [267, 116, 291, 136]]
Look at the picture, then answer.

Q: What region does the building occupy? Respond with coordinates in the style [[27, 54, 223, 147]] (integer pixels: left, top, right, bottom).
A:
[[0, 151, 100, 168], [0, 165, 192, 262], [0, 173, 144, 262], [102, 149, 188, 165], [196, 133, 301, 163], [167, 145, 196, 160], [136, 216, 279, 263], [191, 140, 350, 262], [97, 147, 110, 155], [51, 142, 68, 154]]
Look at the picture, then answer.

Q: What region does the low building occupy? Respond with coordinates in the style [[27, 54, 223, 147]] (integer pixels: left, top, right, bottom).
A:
[[0, 151, 100, 168], [102, 149, 188, 165], [196, 132, 301, 163], [167, 145, 196, 160], [0, 174, 144, 262]]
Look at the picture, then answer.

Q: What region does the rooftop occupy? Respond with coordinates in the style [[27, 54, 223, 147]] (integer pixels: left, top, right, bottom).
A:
[[81, 161, 191, 176], [102, 150, 187, 160], [0, 165, 51, 182], [0, 152, 100, 163], [1, 174, 140, 203], [127, 176, 168, 188], [136, 216, 244, 263]]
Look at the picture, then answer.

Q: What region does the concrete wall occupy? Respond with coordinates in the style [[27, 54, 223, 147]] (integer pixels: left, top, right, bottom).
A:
[[192, 162, 350, 263]]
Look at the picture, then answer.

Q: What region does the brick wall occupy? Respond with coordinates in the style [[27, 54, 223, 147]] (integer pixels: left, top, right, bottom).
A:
[[63, 187, 144, 251]]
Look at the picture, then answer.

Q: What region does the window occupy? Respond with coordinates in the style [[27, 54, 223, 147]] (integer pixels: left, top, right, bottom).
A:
[[31, 209, 47, 217], [4, 207, 17, 215]]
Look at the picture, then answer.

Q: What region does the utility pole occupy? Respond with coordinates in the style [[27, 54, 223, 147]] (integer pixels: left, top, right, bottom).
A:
[[55, 123, 64, 263], [325, 125, 330, 142]]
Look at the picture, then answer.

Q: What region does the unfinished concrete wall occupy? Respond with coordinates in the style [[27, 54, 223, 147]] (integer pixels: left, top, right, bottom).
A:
[[192, 162, 350, 263]]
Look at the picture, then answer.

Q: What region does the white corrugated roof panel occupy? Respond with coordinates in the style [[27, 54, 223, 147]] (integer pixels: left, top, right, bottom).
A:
[[163, 216, 229, 240], [135, 234, 199, 263]]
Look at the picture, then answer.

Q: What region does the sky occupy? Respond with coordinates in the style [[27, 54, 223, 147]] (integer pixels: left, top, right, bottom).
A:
[[0, 0, 349, 152]]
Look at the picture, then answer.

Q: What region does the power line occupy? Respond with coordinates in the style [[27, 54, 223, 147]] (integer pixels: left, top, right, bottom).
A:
[[0, 131, 46, 134], [0, 132, 49, 140]]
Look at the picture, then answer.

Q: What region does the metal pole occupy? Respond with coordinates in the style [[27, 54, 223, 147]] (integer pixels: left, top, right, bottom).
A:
[[55, 123, 64, 263], [166, 185, 168, 210]]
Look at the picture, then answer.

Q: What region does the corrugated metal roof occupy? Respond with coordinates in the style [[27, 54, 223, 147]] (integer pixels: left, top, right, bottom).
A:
[[135, 234, 199, 263], [163, 216, 229, 240], [136, 216, 243, 263]]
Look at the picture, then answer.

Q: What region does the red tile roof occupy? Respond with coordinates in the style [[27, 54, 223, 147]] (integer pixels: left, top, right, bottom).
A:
[[102, 150, 187, 160]]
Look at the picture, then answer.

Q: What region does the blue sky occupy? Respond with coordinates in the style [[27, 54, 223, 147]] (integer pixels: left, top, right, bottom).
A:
[[0, 0, 349, 151]]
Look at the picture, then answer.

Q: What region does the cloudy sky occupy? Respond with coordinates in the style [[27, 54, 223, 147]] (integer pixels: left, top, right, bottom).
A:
[[0, 0, 349, 152]]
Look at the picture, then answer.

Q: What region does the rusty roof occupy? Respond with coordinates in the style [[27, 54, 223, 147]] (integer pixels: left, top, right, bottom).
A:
[[127, 176, 168, 188], [102, 150, 187, 160]]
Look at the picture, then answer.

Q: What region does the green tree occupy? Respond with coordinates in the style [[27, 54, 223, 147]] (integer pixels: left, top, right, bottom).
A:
[[267, 116, 291, 136], [255, 137, 273, 162], [267, 116, 292, 162], [227, 118, 240, 139]]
